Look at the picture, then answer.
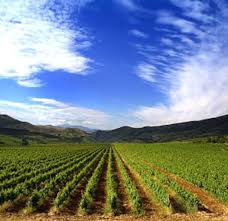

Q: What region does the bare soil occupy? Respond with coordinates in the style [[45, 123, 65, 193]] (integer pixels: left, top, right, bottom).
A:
[[113, 154, 131, 215], [0, 196, 28, 214], [59, 180, 87, 215], [0, 212, 228, 221], [91, 156, 108, 215]]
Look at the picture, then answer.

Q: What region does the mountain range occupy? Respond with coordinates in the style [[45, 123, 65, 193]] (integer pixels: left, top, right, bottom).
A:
[[58, 124, 97, 133], [0, 114, 89, 143], [93, 115, 228, 143], [0, 114, 228, 144]]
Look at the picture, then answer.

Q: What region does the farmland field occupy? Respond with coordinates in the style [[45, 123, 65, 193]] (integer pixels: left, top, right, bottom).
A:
[[0, 143, 228, 221]]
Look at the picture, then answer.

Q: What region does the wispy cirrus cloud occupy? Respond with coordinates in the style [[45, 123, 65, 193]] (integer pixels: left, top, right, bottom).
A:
[[157, 11, 205, 37], [30, 98, 68, 108], [131, 0, 228, 126], [114, 0, 152, 14], [0, 98, 112, 129], [129, 29, 148, 38], [0, 0, 92, 87], [77, 0, 94, 8], [136, 63, 156, 83], [170, 0, 213, 23], [114, 0, 140, 11], [17, 78, 44, 88]]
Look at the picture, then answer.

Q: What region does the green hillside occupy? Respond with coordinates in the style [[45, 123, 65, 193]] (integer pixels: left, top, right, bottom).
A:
[[0, 114, 228, 144], [0, 114, 91, 144], [94, 115, 228, 143]]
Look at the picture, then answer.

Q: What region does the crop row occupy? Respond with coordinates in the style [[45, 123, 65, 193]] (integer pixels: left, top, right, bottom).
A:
[[114, 149, 144, 215], [79, 148, 109, 214], [0, 151, 81, 183], [0, 150, 91, 191], [0, 148, 79, 171], [0, 148, 101, 204], [53, 148, 107, 210], [105, 147, 119, 214], [0, 144, 95, 171], [123, 155, 170, 209], [26, 148, 104, 211], [124, 155, 199, 212]]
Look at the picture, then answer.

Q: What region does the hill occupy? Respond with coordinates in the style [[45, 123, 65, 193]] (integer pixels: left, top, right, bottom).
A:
[[58, 124, 97, 133], [0, 114, 90, 144], [0, 114, 228, 144], [93, 115, 228, 143]]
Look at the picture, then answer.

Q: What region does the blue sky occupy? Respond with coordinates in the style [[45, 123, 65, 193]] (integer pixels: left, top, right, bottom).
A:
[[0, 0, 228, 129]]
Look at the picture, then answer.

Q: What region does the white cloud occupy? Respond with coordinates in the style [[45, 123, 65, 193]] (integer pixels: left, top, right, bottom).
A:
[[0, 98, 139, 129], [172, 35, 197, 47], [136, 63, 156, 83], [132, 1, 228, 127], [17, 79, 44, 88], [0, 0, 92, 87], [114, 0, 139, 11], [129, 29, 148, 38], [134, 7, 209, 87], [77, 0, 94, 8], [161, 38, 173, 46], [157, 11, 205, 37], [170, 0, 213, 23], [30, 98, 67, 108], [114, 0, 152, 14], [0, 98, 112, 129], [134, 52, 228, 126]]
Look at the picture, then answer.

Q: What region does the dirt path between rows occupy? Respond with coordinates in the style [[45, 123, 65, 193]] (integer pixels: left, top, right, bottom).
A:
[[0, 196, 28, 214], [113, 153, 131, 215], [50, 153, 104, 215], [1, 211, 228, 221], [91, 155, 108, 215], [144, 161, 228, 215], [116, 152, 159, 217], [59, 178, 89, 215]]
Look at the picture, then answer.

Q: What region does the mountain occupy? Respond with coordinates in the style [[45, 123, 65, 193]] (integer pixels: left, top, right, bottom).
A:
[[0, 114, 90, 143], [1, 114, 228, 144], [93, 115, 228, 143], [58, 124, 97, 133]]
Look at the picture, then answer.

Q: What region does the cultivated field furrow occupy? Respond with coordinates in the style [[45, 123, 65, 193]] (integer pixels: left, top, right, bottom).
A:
[[0, 143, 227, 221]]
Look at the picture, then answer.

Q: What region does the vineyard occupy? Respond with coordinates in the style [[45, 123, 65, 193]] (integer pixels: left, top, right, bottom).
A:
[[0, 143, 227, 221]]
